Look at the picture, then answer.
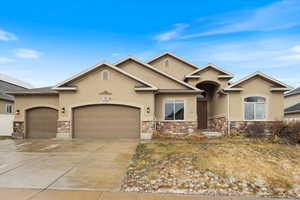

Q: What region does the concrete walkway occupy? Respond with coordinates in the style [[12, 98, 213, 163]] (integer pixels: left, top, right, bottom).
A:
[[0, 188, 290, 200]]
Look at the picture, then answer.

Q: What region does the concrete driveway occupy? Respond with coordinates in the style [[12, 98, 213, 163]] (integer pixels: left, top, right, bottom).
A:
[[0, 139, 138, 191]]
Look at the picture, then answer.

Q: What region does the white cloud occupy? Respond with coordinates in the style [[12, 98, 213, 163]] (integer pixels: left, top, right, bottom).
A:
[[15, 49, 41, 59], [0, 29, 17, 41], [111, 53, 120, 57], [154, 23, 188, 41], [0, 57, 14, 63], [177, 0, 300, 39]]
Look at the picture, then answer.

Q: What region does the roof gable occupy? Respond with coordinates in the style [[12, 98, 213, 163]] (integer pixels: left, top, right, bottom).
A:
[[186, 63, 234, 79], [147, 52, 199, 70], [224, 72, 293, 92], [53, 62, 157, 91], [285, 87, 300, 97], [115, 56, 200, 91]]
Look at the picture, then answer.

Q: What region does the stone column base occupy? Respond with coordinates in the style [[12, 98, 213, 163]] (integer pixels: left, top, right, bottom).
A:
[[12, 121, 25, 139], [57, 121, 72, 139], [208, 116, 228, 134]]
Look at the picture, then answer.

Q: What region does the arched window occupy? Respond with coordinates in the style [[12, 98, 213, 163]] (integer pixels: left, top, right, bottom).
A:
[[244, 96, 266, 120], [101, 70, 110, 80]]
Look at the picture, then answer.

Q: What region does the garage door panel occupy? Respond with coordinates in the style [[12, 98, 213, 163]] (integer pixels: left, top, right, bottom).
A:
[[73, 105, 140, 139], [26, 107, 58, 138]]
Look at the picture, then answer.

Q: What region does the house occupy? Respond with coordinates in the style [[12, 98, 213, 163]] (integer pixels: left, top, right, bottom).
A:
[[284, 87, 300, 122], [8, 52, 292, 139], [0, 74, 31, 136]]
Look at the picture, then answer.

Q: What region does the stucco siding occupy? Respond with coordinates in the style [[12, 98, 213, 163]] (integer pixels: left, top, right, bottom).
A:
[[118, 60, 188, 89], [14, 95, 59, 121], [187, 68, 229, 88], [155, 94, 197, 121], [59, 66, 155, 122], [148, 55, 196, 81], [229, 77, 284, 121]]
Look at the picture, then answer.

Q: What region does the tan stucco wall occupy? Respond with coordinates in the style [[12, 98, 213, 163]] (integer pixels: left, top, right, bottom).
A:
[[59, 66, 155, 122], [187, 68, 230, 89], [118, 60, 188, 89], [148, 55, 196, 81], [284, 94, 300, 108], [155, 94, 197, 121], [229, 77, 284, 121], [14, 95, 59, 121], [209, 93, 228, 118]]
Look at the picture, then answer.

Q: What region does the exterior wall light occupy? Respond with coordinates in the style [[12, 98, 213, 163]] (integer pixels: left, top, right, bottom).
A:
[[15, 110, 20, 115], [146, 107, 150, 114], [61, 107, 65, 113]]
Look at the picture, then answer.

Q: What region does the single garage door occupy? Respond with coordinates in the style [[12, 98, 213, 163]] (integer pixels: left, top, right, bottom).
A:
[[73, 105, 140, 139], [26, 107, 58, 138]]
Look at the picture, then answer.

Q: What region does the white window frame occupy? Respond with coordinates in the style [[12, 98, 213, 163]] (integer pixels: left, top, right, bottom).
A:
[[243, 96, 267, 121], [163, 99, 185, 121], [101, 70, 110, 81], [5, 104, 13, 114]]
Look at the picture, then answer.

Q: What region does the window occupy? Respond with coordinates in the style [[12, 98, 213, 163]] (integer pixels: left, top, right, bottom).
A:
[[5, 104, 13, 114], [164, 100, 184, 120], [101, 70, 110, 80], [244, 96, 266, 120]]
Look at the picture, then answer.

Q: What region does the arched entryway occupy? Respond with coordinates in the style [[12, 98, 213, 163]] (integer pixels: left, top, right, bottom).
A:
[[196, 81, 220, 129]]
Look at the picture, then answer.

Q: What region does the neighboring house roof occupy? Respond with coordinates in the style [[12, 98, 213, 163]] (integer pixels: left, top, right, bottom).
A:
[[0, 73, 33, 89], [114, 56, 201, 91], [224, 71, 293, 92], [285, 87, 300, 97], [186, 63, 234, 79], [53, 62, 158, 91], [285, 103, 300, 114], [147, 52, 199, 70], [7, 86, 58, 95], [0, 80, 29, 101]]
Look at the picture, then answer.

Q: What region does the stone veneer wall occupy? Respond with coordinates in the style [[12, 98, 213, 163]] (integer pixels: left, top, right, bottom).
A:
[[57, 121, 72, 139], [230, 121, 281, 137], [12, 121, 25, 139], [156, 121, 197, 134], [141, 121, 155, 134], [208, 116, 227, 134]]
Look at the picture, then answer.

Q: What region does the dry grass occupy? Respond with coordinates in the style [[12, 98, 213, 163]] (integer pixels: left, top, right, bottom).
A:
[[136, 138, 300, 190]]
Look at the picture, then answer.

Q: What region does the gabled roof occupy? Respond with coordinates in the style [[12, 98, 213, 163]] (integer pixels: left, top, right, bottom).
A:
[[224, 71, 293, 92], [285, 87, 300, 97], [147, 52, 199, 70], [53, 62, 158, 91], [186, 63, 234, 79], [115, 56, 201, 91], [285, 103, 300, 114]]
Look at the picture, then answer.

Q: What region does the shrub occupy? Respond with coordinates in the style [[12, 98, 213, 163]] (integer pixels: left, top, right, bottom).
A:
[[279, 121, 300, 144]]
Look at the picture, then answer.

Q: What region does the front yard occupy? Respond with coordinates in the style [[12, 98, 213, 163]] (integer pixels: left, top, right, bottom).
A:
[[122, 138, 300, 198]]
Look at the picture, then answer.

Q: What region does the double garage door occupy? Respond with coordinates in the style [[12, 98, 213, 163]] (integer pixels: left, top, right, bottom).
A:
[[26, 105, 140, 139]]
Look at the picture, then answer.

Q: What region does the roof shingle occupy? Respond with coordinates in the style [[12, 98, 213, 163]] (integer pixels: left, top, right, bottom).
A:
[[285, 103, 300, 113]]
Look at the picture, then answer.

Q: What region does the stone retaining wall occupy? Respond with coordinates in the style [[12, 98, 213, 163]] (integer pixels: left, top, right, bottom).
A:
[[230, 121, 282, 137], [156, 121, 197, 134]]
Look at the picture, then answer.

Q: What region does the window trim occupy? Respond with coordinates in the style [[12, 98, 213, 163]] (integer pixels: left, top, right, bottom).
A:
[[101, 70, 110, 81], [163, 99, 185, 121], [5, 104, 13, 114], [243, 95, 268, 121]]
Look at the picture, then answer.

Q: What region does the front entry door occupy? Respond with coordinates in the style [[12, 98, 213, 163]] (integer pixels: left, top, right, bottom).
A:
[[197, 100, 207, 129]]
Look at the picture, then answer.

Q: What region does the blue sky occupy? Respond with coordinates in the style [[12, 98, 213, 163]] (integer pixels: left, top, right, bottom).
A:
[[0, 0, 299, 87]]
